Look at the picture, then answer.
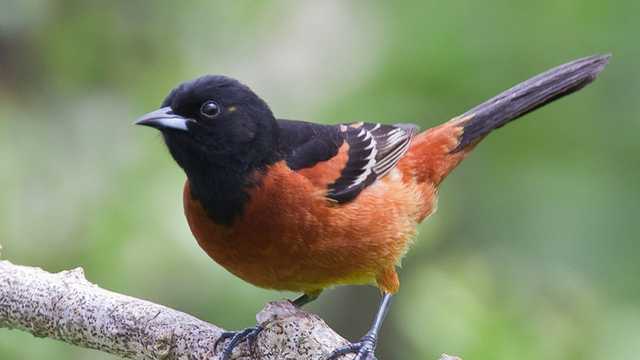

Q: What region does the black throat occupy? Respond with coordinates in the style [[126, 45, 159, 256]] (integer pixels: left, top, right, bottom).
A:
[[186, 161, 260, 226], [164, 133, 280, 226]]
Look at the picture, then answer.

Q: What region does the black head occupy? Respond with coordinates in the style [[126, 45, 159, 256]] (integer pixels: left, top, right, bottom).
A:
[[137, 75, 279, 172], [136, 75, 280, 225]]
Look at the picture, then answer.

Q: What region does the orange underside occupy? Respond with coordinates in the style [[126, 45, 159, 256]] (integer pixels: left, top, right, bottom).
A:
[[183, 119, 474, 294]]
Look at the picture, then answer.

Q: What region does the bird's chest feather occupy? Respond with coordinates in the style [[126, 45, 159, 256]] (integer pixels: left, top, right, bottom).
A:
[[183, 161, 436, 292]]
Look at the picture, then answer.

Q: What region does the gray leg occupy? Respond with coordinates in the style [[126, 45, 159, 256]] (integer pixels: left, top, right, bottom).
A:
[[327, 292, 393, 360], [291, 290, 322, 307]]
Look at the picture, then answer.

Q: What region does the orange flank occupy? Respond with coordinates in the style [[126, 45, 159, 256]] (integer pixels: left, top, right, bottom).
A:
[[296, 143, 350, 190]]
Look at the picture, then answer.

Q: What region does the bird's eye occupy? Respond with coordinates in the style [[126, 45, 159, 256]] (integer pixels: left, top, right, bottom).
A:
[[200, 100, 222, 119]]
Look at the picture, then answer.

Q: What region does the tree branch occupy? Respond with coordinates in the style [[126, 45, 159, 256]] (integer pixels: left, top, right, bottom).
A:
[[0, 260, 461, 360]]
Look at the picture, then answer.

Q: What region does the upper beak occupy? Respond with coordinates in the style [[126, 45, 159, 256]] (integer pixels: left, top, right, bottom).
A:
[[134, 106, 190, 131]]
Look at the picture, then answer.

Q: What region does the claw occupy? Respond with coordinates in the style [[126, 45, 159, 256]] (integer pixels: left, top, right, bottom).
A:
[[214, 325, 263, 360], [327, 333, 377, 360]]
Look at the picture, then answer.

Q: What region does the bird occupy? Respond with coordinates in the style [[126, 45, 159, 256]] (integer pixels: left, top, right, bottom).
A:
[[135, 54, 609, 360]]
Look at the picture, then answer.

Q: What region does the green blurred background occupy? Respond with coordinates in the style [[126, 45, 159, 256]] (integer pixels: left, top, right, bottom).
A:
[[1, 1, 638, 359]]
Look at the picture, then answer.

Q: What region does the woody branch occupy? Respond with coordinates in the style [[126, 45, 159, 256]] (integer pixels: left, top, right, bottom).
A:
[[0, 260, 460, 360]]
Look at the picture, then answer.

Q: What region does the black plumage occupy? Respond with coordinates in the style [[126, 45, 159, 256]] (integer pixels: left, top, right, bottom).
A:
[[452, 54, 609, 152], [147, 75, 416, 224]]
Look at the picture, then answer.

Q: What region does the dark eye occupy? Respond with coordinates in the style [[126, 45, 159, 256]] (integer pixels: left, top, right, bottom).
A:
[[200, 100, 222, 118]]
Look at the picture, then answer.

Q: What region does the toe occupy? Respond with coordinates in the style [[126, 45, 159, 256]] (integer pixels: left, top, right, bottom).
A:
[[216, 326, 263, 360], [358, 347, 377, 360], [213, 331, 235, 351], [327, 337, 377, 360], [326, 344, 359, 359]]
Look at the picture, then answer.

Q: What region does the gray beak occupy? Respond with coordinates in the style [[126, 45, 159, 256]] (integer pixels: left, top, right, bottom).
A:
[[134, 106, 190, 131]]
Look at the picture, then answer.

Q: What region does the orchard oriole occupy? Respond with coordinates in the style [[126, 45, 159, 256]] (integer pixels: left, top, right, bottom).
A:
[[136, 54, 609, 360]]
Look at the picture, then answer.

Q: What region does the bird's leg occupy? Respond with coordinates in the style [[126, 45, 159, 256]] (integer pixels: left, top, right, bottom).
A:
[[291, 290, 322, 307], [214, 325, 263, 360], [215, 290, 323, 359], [326, 292, 393, 360]]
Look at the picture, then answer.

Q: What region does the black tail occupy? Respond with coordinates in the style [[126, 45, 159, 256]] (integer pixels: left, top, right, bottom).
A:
[[452, 54, 610, 152]]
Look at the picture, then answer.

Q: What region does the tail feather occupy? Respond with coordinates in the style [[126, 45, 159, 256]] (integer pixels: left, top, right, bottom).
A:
[[452, 54, 610, 152]]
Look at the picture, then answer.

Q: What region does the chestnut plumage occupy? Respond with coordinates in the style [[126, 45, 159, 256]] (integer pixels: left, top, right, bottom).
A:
[[135, 54, 610, 360]]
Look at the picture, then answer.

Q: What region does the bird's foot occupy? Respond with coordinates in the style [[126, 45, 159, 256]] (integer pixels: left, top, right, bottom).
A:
[[327, 333, 378, 360], [214, 325, 263, 360]]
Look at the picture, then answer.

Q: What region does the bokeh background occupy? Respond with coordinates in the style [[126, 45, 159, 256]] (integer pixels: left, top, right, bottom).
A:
[[1, 1, 638, 359]]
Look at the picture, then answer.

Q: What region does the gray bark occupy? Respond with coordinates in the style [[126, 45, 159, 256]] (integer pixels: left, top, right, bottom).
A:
[[0, 260, 461, 360]]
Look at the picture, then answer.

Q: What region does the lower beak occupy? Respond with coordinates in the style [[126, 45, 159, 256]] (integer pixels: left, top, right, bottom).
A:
[[134, 106, 190, 131]]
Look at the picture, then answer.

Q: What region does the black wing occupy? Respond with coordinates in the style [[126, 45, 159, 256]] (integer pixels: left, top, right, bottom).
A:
[[327, 123, 417, 202], [277, 119, 417, 203], [277, 119, 344, 170]]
